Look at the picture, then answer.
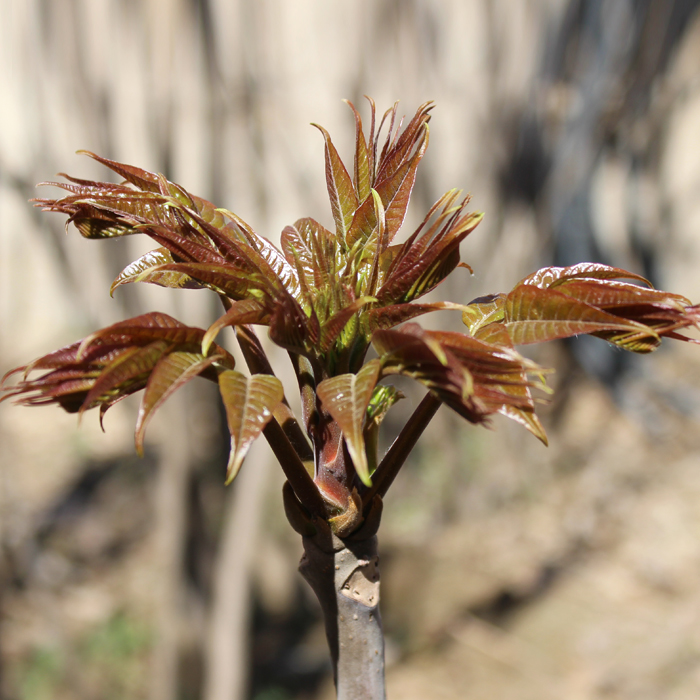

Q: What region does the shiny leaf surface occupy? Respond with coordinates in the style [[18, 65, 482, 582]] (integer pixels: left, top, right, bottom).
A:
[[218, 370, 284, 484], [135, 351, 222, 454], [316, 360, 382, 486]]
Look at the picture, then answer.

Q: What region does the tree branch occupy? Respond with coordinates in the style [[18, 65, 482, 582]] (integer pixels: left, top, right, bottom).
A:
[[263, 418, 327, 518], [363, 392, 441, 506]]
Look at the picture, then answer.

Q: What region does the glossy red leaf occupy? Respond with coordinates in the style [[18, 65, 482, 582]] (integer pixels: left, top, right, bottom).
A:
[[313, 124, 358, 242], [135, 351, 222, 455], [79, 341, 171, 413], [111, 248, 203, 295], [367, 301, 466, 333], [518, 263, 651, 289], [344, 100, 371, 202], [218, 370, 285, 484], [502, 284, 654, 347], [316, 360, 382, 486], [202, 300, 270, 355]]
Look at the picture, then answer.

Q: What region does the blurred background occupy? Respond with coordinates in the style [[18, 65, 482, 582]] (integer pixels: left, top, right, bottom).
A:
[[2, 1, 700, 698]]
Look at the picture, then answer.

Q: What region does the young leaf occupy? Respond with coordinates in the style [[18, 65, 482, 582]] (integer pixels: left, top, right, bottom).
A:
[[218, 370, 285, 484], [462, 294, 506, 334], [79, 340, 171, 413], [502, 284, 656, 346], [312, 123, 358, 242], [111, 248, 203, 295], [202, 299, 270, 355], [280, 218, 337, 292], [367, 301, 466, 333], [268, 295, 320, 355], [316, 359, 382, 486], [518, 263, 651, 289], [135, 351, 222, 455], [344, 100, 371, 202], [319, 296, 377, 354]]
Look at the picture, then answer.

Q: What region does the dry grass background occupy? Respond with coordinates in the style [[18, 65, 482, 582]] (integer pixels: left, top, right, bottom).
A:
[[2, 1, 700, 699]]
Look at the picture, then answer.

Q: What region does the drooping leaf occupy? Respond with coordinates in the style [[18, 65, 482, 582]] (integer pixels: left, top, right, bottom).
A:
[[135, 351, 222, 455], [218, 370, 285, 484], [373, 323, 547, 436], [502, 284, 657, 347], [111, 248, 203, 295], [372, 324, 482, 422], [316, 359, 382, 486], [79, 340, 171, 413], [76, 312, 216, 359], [518, 263, 651, 289], [202, 299, 270, 355], [431, 326, 548, 443], [1, 313, 234, 421]]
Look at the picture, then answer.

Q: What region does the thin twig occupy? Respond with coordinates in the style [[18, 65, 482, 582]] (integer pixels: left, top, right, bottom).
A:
[[263, 418, 326, 517], [363, 392, 441, 505]]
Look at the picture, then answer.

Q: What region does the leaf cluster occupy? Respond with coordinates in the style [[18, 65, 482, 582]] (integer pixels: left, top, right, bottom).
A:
[[3, 100, 699, 528]]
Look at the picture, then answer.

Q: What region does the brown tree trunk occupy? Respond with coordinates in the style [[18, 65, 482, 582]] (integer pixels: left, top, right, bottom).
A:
[[299, 530, 385, 700]]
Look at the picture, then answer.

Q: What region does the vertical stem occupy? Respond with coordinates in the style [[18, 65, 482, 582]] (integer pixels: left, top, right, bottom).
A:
[[299, 529, 385, 700]]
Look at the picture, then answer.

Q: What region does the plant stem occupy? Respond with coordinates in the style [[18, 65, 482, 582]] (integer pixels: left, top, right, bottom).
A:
[[299, 527, 385, 700], [363, 392, 441, 506], [263, 418, 327, 518]]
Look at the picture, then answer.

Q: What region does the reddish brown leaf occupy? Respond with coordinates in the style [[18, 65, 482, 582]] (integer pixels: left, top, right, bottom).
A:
[[316, 360, 382, 486], [312, 123, 358, 242], [344, 100, 371, 202], [268, 296, 320, 355], [218, 370, 285, 484], [367, 301, 466, 332], [111, 248, 203, 295], [518, 263, 651, 289], [80, 341, 171, 412], [202, 300, 270, 355], [135, 351, 222, 455], [503, 284, 654, 347]]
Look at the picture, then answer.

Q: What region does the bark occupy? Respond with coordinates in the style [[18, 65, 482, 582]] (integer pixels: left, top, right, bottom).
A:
[[299, 525, 385, 700]]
